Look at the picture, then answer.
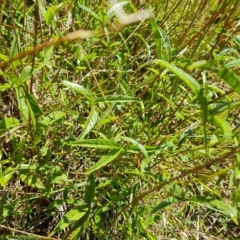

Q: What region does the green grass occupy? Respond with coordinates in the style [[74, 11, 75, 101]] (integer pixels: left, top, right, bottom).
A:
[[0, 0, 240, 239]]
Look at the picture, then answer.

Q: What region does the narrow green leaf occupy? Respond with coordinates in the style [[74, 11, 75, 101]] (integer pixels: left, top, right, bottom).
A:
[[33, 46, 54, 73], [0, 192, 8, 223], [16, 87, 29, 122], [41, 45, 54, 64], [37, 0, 46, 18], [158, 60, 201, 94], [151, 197, 182, 214], [25, 91, 43, 120], [209, 100, 240, 115], [41, 111, 66, 125], [217, 68, 240, 94], [25, 91, 43, 134], [120, 136, 150, 172], [187, 60, 209, 70], [0, 168, 15, 188], [157, 26, 172, 60], [119, 79, 133, 96], [0, 118, 20, 134], [133, 33, 151, 58], [124, 168, 144, 177], [139, 217, 157, 240], [19, 65, 32, 86], [156, 60, 208, 120], [212, 116, 232, 138], [151, 19, 162, 59], [19, 170, 45, 189], [44, 3, 63, 26], [0, 53, 8, 61], [78, 106, 98, 140], [68, 139, 121, 149], [86, 149, 122, 174], [32, 123, 43, 147], [224, 59, 240, 68], [63, 210, 90, 240], [178, 128, 194, 146], [95, 95, 138, 103], [50, 205, 89, 236], [78, 4, 101, 22], [193, 196, 238, 224], [62, 80, 94, 103], [0, 83, 11, 91], [84, 173, 95, 206]]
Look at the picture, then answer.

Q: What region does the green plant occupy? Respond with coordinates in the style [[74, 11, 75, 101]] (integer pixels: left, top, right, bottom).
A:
[[0, 0, 240, 239]]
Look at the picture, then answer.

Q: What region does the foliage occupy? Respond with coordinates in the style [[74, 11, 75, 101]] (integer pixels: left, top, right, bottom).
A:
[[0, 0, 240, 239]]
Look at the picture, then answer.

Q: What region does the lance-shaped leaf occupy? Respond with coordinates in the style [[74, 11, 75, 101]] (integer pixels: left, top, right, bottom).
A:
[[121, 136, 150, 172], [155, 60, 208, 120], [49, 205, 89, 236], [84, 173, 95, 206], [217, 68, 240, 95], [85, 149, 122, 174], [78, 106, 98, 140], [68, 139, 121, 150], [62, 80, 95, 103]]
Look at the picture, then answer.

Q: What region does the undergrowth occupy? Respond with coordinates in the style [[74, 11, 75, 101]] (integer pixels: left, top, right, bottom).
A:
[[0, 0, 240, 239]]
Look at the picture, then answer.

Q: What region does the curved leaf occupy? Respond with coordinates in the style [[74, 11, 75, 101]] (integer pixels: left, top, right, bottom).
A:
[[224, 59, 240, 68], [44, 3, 63, 26], [62, 80, 95, 103], [68, 139, 121, 149], [155, 60, 208, 120], [86, 149, 122, 174], [212, 115, 232, 138], [50, 205, 89, 236], [0, 118, 20, 134], [78, 4, 101, 21], [41, 111, 66, 125], [151, 197, 182, 214], [192, 196, 238, 224], [120, 136, 150, 172], [19, 65, 32, 85], [217, 68, 240, 95], [209, 100, 240, 115], [151, 19, 162, 59], [79, 106, 98, 140]]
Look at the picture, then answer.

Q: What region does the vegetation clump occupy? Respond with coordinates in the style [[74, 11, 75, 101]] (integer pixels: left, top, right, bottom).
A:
[[0, 0, 240, 239]]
